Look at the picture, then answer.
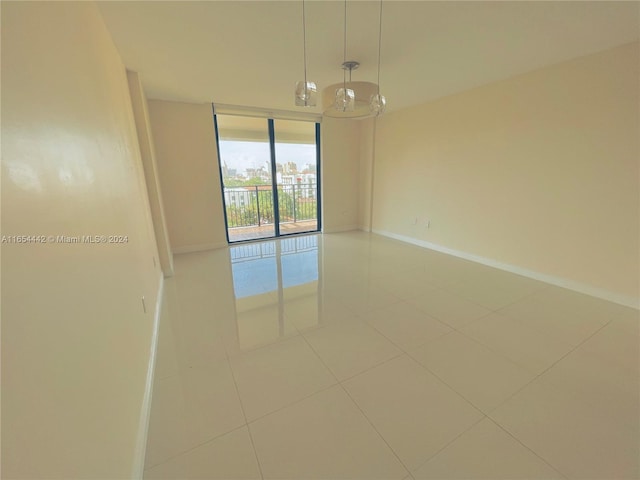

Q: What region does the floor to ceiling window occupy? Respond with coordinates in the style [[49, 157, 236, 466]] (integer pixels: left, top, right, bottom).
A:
[[214, 113, 321, 243]]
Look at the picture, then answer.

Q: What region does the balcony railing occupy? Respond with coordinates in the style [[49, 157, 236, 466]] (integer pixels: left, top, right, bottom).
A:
[[224, 184, 317, 229]]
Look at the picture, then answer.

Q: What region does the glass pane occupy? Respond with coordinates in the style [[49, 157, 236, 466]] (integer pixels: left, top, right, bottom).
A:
[[273, 120, 318, 236], [217, 115, 275, 242]]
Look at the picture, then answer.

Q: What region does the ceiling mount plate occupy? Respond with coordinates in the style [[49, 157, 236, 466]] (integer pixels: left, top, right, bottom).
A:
[[341, 61, 360, 71]]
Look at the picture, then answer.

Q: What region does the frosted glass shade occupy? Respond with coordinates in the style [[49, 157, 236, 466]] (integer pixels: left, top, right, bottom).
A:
[[295, 81, 317, 107], [322, 81, 380, 118], [334, 87, 355, 112], [369, 93, 386, 116]]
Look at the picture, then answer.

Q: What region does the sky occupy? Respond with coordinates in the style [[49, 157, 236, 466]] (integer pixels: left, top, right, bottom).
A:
[[219, 140, 316, 175]]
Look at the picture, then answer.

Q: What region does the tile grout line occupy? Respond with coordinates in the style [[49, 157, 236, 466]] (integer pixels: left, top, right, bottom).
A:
[[245, 382, 339, 426], [426, 282, 611, 379], [298, 320, 408, 384], [143, 308, 249, 473], [426, 267, 543, 313], [490, 283, 553, 313], [339, 382, 414, 479], [400, 285, 619, 479], [223, 329, 304, 359], [303, 328, 411, 475], [224, 357, 266, 480], [490, 289, 615, 344], [408, 415, 487, 477], [143, 423, 250, 473], [486, 315, 616, 414], [225, 335, 341, 428], [477, 319, 620, 480], [449, 314, 553, 376], [429, 276, 551, 319], [359, 298, 456, 347], [483, 417, 570, 480], [297, 332, 413, 479], [400, 336, 558, 477], [454, 283, 621, 376], [321, 327, 499, 478], [392, 351, 500, 476], [402, 350, 488, 418], [146, 324, 268, 475], [450, 328, 541, 375], [402, 293, 495, 331]]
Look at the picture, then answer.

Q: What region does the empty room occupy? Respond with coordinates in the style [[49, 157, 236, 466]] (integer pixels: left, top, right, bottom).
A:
[[2, 1, 638, 479]]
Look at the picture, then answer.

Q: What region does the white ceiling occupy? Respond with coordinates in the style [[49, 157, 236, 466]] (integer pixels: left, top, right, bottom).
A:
[[98, 1, 639, 115]]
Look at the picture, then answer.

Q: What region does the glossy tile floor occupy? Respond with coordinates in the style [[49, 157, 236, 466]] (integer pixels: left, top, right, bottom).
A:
[[144, 232, 639, 479]]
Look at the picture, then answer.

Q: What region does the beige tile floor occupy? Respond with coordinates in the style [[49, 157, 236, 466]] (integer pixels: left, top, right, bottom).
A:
[[144, 232, 639, 480]]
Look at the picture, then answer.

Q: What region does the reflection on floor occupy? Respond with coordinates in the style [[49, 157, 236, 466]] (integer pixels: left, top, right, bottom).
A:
[[228, 219, 318, 242], [144, 231, 639, 480]]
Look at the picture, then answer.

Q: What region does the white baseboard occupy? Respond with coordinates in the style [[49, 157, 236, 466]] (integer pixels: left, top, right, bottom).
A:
[[132, 274, 164, 478], [373, 229, 639, 310], [323, 224, 359, 234], [172, 241, 228, 254]]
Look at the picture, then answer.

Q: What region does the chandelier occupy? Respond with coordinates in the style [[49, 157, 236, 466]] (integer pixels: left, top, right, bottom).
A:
[[295, 0, 387, 118], [322, 62, 380, 118]]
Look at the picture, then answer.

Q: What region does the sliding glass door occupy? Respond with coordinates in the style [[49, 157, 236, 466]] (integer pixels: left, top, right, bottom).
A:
[[216, 115, 276, 241], [274, 119, 319, 237], [215, 113, 320, 243]]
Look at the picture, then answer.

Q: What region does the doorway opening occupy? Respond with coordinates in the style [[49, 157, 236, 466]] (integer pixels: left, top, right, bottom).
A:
[[215, 113, 321, 243]]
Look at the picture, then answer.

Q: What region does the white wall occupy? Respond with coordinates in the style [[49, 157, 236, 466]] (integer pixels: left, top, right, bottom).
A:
[[147, 100, 228, 252], [321, 117, 362, 232], [371, 42, 639, 306], [358, 117, 376, 231], [128, 71, 174, 277], [1, 2, 162, 478]]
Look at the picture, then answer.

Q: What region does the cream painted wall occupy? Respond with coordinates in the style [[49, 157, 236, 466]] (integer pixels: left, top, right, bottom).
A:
[[321, 117, 362, 232], [372, 42, 639, 305], [147, 100, 227, 252], [2, 2, 162, 478], [128, 71, 174, 277], [358, 117, 376, 231]]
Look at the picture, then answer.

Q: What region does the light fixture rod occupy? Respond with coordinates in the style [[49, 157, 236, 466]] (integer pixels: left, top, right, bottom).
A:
[[332, 0, 356, 113], [376, 0, 383, 93], [343, 0, 347, 64], [343, 0, 347, 90], [302, 0, 308, 85], [295, 0, 317, 107]]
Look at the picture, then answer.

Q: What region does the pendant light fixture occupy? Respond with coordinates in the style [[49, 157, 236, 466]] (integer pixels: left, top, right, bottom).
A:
[[295, 0, 317, 107], [334, 0, 355, 112], [319, 0, 388, 118], [370, 0, 386, 115]]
